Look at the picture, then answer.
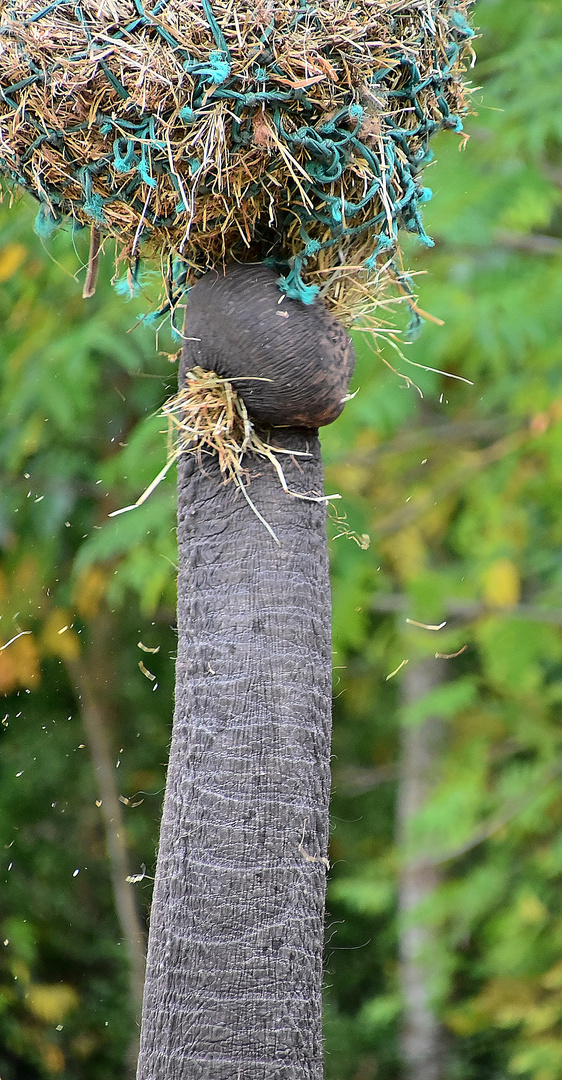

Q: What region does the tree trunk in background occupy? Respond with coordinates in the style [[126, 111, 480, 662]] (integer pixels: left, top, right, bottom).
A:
[[397, 657, 445, 1080], [136, 430, 332, 1079], [67, 611, 147, 1076]]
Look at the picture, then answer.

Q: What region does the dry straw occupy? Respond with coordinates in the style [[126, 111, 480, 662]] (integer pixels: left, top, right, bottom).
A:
[[110, 366, 338, 539], [0, 0, 475, 327]]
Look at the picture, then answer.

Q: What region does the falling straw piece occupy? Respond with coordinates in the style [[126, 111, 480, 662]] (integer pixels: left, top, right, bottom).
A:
[[109, 455, 179, 517], [0, 630, 32, 652], [405, 618, 447, 631], [385, 659, 409, 681], [138, 661, 157, 682]]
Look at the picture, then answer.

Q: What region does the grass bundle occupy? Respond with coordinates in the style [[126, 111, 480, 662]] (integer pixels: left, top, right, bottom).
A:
[[165, 366, 255, 481], [111, 366, 333, 536]]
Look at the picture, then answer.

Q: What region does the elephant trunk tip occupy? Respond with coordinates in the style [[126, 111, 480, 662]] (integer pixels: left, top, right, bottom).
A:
[[180, 263, 356, 430]]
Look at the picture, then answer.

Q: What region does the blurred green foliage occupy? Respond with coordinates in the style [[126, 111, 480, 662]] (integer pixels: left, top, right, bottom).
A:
[[1, 0, 562, 1077]]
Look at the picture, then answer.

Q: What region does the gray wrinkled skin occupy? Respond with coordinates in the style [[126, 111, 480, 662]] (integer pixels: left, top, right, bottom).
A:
[[136, 267, 353, 1080], [181, 264, 355, 429]]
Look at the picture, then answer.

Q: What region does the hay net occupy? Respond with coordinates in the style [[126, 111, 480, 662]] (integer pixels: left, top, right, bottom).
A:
[[0, 0, 474, 326]]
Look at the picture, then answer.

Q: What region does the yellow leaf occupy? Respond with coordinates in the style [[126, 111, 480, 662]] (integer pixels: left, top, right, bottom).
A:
[[522, 1003, 562, 1036], [454, 708, 507, 742], [13, 554, 41, 596], [445, 1002, 487, 1036], [72, 566, 109, 619], [517, 891, 548, 925], [446, 977, 536, 1036], [72, 1031, 99, 1058], [542, 961, 562, 990], [20, 415, 44, 458], [10, 960, 31, 985], [482, 558, 520, 608], [41, 610, 80, 662], [26, 982, 79, 1024], [325, 463, 366, 496], [381, 526, 426, 582], [0, 242, 26, 282], [41, 1043, 66, 1073], [0, 634, 40, 693], [354, 428, 379, 450], [420, 494, 455, 540]]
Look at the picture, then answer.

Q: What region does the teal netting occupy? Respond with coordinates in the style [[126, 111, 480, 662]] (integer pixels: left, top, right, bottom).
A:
[[0, 0, 474, 330]]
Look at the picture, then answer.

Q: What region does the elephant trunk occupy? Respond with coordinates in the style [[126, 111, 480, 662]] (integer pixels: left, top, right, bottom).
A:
[[136, 266, 354, 1080], [180, 263, 355, 429]]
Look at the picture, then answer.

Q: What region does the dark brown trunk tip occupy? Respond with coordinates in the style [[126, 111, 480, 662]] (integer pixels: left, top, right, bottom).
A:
[[181, 263, 355, 429]]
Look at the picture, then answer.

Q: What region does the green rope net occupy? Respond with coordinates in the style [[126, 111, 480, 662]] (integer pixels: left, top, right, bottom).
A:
[[0, 0, 474, 328]]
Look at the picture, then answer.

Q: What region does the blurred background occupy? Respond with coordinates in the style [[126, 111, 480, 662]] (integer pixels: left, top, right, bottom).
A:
[[1, 1, 562, 1077]]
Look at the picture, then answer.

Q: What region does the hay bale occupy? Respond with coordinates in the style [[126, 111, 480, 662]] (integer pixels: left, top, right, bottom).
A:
[[0, 0, 474, 324]]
